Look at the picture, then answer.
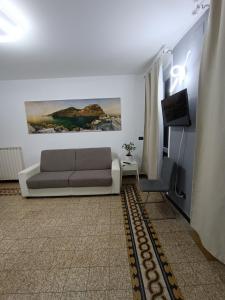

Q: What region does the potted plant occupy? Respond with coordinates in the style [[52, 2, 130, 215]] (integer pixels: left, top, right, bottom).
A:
[[122, 142, 136, 157]]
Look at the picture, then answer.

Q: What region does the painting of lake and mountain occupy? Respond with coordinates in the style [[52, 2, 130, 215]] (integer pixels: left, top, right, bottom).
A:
[[25, 98, 121, 134]]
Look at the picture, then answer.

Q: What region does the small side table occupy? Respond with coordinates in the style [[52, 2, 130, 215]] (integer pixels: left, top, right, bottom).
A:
[[120, 159, 139, 184]]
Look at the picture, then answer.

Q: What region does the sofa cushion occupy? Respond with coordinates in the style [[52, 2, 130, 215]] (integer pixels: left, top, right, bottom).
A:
[[27, 171, 73, 189], [75, 147, 111, 170], [69, 169, 112, 187], [40, 149, 76, 172]]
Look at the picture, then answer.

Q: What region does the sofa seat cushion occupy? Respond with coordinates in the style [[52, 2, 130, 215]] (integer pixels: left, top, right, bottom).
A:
[[69, 169, 112, 187], [27, 171, 73, 189]]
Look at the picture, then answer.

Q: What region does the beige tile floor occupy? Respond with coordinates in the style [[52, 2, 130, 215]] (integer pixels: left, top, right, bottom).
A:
[[142, 191, 225, 300], [1, 181, 225, 299], [0, 184, 133, 300]]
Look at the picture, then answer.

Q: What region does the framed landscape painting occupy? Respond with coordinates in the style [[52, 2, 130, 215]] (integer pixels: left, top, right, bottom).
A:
[[24, 98, 121, 134]]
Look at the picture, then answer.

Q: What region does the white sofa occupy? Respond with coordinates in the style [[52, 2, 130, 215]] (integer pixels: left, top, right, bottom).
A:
[[19, 148, 120, 197]]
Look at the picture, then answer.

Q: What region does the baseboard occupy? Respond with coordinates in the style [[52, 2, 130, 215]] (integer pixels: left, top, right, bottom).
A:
[[0, 180, 19, 183], [165, 194, 190, 223]]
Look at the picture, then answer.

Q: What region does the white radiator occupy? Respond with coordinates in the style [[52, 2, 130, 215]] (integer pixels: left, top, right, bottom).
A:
[[0, 147, 24, 180]]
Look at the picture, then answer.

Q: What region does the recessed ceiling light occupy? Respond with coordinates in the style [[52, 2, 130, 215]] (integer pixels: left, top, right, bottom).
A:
[[0, 0, 28, 43]]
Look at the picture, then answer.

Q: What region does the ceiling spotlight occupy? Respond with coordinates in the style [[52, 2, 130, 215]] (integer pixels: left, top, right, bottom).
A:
[[0, 0, 29, 43], [202, 4, 210, 9], [192, 0, 210, 15]]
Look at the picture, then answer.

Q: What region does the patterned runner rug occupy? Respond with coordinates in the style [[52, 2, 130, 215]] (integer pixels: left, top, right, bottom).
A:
[[122, 184, 183, 300], [0, 182, 21, 196], [0, 187, 21, 196]]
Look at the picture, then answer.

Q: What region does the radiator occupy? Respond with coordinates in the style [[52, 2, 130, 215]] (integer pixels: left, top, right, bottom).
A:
[[0, 147, 24, 180]]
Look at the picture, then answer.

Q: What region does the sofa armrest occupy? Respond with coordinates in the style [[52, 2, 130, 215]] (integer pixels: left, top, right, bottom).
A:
[[111, 158, 120, 193], [18, 163, 40, 197]]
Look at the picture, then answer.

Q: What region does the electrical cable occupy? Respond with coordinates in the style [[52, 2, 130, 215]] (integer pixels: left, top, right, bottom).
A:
[[174, 127, 185, 198]]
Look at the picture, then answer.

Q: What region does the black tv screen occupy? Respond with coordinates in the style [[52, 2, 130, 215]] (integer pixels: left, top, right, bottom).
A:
[[161, 89, 191, 127]]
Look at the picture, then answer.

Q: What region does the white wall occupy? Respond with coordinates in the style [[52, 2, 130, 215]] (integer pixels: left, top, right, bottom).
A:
[[0, 75, 145, 167]]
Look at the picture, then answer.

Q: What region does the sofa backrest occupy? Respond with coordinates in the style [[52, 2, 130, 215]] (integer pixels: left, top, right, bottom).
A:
[[75, 147, 112, 170], [40, 149, 76, 172]]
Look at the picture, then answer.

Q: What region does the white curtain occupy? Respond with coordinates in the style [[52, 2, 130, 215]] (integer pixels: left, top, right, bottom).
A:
[[191, 1, 225, 264], [142, 58, 164, 179]]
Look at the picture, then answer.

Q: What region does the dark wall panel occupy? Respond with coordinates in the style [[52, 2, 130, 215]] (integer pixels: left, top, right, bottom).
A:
[[168, 13, 208, 217]]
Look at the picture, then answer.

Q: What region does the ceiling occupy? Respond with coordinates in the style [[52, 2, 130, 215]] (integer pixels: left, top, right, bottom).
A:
[[0, 0, 207, 80]]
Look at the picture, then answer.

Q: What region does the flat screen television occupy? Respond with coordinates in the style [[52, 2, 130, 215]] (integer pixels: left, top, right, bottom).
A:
[[161, 88, 191, 127]]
